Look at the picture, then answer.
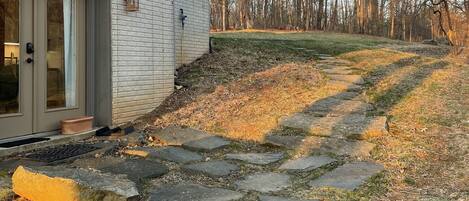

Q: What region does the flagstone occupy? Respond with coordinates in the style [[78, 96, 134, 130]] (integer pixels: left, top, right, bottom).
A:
[[182, 160, 239, 177], [147, 183, 244, 201], [279, 156, 337, 172], [308, 162, 384, 190], [226, 153, 284, 165], [235, 173, 291, 193], [182, 136, 231, 152], [149, 126, 211, 146]]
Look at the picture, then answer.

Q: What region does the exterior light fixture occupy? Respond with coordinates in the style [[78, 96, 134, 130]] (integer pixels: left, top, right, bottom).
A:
[[125, 0, 139, 11]]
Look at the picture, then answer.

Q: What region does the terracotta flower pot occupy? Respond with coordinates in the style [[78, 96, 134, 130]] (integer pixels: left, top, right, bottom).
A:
[[61, 116, 94, 135]]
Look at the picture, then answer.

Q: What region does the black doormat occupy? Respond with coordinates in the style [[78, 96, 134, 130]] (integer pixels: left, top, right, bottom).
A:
[[25, 144, 101, 163], [0, 138, 50, 148]]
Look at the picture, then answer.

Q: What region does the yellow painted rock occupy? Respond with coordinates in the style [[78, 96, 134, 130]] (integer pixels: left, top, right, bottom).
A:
[[12, 165, 139, 201]]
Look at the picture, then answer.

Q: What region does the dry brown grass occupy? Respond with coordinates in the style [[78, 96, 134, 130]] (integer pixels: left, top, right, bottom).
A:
[[155, 62, 328, 141], [340, 47, 469, 200]]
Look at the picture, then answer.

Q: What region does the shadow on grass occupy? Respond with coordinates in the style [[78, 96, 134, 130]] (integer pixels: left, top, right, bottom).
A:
[[266, 55, 449, 161]]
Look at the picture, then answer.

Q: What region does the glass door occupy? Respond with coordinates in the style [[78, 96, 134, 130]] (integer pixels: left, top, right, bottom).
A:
[[0, 0, 34, 139], [34, 0, 85, 133], [0, 0, 86, 140]]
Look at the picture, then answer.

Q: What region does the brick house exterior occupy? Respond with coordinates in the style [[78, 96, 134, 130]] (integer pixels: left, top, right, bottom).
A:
[[0, 0, 209, 141], [110, 0, 210, 125], [87, 0, 210, 127]]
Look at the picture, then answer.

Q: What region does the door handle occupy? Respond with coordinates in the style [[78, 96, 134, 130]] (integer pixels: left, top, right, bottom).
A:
[[26, 58, 34, 63]]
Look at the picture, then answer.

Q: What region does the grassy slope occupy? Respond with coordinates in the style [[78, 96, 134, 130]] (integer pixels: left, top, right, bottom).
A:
[[136, 31, 468, 200]]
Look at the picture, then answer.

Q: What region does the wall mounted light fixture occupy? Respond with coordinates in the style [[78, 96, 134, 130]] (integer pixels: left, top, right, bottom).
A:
[[125, 0, 139, 11]]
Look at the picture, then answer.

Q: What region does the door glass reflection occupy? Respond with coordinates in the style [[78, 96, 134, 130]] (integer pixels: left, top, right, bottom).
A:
[[47, 0, 76, 109], [0, 0, 20, 115]]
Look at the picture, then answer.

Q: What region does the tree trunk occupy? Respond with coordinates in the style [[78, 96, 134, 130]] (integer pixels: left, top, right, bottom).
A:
[[222, 0, 226, 31]]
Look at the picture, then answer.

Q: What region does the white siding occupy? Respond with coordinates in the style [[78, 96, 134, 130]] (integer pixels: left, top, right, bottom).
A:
[[174, 0, 210, 66], [111, 0, 175, 125]]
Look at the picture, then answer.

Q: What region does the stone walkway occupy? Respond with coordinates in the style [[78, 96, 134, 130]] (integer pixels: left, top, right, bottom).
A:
[[3, 55, 387, 201]]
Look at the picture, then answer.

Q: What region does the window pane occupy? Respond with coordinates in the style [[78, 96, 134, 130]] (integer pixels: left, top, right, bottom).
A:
[[0, 0, 20, 115], [47, 0, 76, 109]]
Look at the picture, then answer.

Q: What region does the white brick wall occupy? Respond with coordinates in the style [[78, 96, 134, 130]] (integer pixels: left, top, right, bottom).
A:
[[174, 0, 210, 66], [111, 0, 176, 125], [110, 0, 209, 125]]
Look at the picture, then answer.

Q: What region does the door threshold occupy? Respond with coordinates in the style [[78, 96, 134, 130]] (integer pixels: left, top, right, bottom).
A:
[[0, 129, 98, 158]]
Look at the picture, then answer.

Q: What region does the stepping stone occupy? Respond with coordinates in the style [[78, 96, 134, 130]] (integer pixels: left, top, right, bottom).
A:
[[125, 147, 203, 164], [280, 114, 388, 139], [149, 126, 211, 146], [323, 68, 355, 75], [148, 183, 244, 201], [279, 156, 337, 172], [302, 98, 373, 116], [12, 166, 139, 200], [226, 153, 284, 165], [332, 92, 362, 100], [319, 59, 353, 65], [265, 135, 307, 149], [326, 80, 363, 92], [308, 162, 384, 191], [259, 195, 317, 201], [328, 75, 365, 85], [182, 136, 230, 152], [235, 173, 291, 193], [264, 136, 376, 158], [182, 160, 239, 177], [72, 157, 169, 182]]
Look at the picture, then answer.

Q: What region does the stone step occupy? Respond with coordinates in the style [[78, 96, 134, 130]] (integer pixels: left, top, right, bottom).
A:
[[322, 68, 356, 75], [147, 183, 244, 201], [124, 147, 203, 164], [315, 63, 351, 69], [264, 135, 376, 158], [330, 92, 364, 101], [182, 136, 231, 152], [149, 126, 211, 146], [325, 80, 363, 92], [328, 74, 365, 85], [225, 153, 284, 165], [12, 166, 139, 201], [235, 172, 292, 193], [72, 157, 169, 182], [318, 59, 353, 65], [308, 162, 384, 191], [182, 160, 239, 178], [280, 114, 388, 140], [279, 156, 337, 172], [302, 98, 374, 116]]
